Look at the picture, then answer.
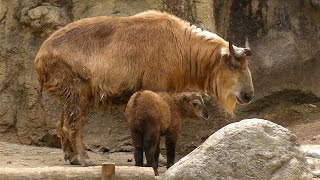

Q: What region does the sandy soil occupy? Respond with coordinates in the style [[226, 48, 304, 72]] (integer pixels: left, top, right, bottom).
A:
[[0, 141, 168, 174], [0, 120, 319, 171]]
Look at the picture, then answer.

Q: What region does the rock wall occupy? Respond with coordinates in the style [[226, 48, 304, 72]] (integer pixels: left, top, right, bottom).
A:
[[0, 0, 319, 154]]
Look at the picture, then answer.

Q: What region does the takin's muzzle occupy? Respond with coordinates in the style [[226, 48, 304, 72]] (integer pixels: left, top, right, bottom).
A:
[[238, 88, 254, 104]]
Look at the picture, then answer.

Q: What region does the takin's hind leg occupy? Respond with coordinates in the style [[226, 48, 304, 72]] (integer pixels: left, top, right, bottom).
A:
[[62, 96, 94, 166], [57, 110, 74, 162], [59, 108, 89, 162], [61, 134, 74, 161], [65, 111, 93, 166], [43, 61, 92, 166]]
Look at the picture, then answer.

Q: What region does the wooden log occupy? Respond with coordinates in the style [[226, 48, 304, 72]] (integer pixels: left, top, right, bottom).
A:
[[101, 163, 115, 180]]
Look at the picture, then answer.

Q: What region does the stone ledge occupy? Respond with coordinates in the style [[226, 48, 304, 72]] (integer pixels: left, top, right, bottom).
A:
[[0, 166, 155, 180]]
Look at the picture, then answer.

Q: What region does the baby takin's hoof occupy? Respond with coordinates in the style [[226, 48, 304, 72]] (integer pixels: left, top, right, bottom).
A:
[[154, 170, 159, 176], [143, 153, 167, 167]]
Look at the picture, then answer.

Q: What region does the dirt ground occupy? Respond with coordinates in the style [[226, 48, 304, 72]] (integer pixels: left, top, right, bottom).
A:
[[289, 121, 320, 145], [0, 141, 167, 174], [0, 120, 319, 171]]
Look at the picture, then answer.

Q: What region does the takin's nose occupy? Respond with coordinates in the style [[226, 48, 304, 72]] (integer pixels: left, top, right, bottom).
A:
[[240, 90, 254, 104]]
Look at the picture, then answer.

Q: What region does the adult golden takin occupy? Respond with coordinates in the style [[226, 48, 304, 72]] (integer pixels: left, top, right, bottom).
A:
[[35, 10, 254, 166]]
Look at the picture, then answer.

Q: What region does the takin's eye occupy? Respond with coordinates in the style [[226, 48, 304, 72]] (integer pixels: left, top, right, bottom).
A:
[[229, 62, 240, 70], [192, 100, 199, 107]]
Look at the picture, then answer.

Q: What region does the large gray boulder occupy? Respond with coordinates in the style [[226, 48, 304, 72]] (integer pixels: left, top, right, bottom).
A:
[[163, 119, 313, 180]]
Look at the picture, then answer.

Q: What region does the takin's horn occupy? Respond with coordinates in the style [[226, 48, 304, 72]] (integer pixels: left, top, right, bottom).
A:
[[229, 41, 252, 58], [244, 37, 252, 56], [229, 41, 243, 58]]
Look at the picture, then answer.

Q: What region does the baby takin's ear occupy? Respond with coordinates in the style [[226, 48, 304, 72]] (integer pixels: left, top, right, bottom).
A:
[[180, 94, 190, 103]]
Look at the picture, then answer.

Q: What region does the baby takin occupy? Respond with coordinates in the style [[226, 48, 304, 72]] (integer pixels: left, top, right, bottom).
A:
[[125, 90, 209, 175]]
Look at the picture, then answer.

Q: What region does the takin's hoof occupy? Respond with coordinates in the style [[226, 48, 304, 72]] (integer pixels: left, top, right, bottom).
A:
[[63, 151, 73, 162], [143, 153, 167, 167], [166, 163, 174, 170], [70, 155, 95, 166], [64, 151, 89, 162], [154, 169, 159, 176]]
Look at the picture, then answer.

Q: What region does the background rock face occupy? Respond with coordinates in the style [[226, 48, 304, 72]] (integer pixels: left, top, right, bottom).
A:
[[0, 0, 319, 154], [163, 119, 313, 180]]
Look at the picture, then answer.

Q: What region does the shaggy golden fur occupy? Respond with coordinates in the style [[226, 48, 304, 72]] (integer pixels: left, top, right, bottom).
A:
[[125, 90, 208, 175], [35, 11, 254, 166]]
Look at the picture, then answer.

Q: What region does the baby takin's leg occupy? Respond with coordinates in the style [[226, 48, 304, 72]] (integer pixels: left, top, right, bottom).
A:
[[154, 139, 160, 171], [131, 131, 144, 166], [143, 129, 160, 176], [165, 130, 179, 169]]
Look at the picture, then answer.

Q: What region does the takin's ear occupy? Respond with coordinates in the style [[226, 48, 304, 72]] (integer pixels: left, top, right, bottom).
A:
[[220, 48, 230, 62], [201, 93, 211, 102], [180, 94, 189, 103]]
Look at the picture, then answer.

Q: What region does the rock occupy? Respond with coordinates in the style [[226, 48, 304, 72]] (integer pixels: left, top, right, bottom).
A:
[[303, 145, 320, 158], [163, 119, 313, 180], [306, 157, 320, 171], [306, 152, 320, 159], [27, 6, 49, 20], [0, 4, 7, 26], [302, 145, 320, 172], [312, 170, 320, 179], [19, 4, 73, 35], [311, 0, 320, 9]]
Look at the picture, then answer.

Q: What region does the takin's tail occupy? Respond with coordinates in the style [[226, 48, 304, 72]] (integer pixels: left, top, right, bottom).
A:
[[35, 55, 46, 109], [39, 77, 44, 98], [35, 55, 45, 103], [37, 76, 45, 109]]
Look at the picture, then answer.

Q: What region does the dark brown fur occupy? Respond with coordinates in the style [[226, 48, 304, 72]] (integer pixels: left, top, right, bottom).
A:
[[125, 90, 209, 176], [35, 11, 254, 165]]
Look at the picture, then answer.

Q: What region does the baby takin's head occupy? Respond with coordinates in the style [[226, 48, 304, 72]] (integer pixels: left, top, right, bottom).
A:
[[177, 92, 209, 120]]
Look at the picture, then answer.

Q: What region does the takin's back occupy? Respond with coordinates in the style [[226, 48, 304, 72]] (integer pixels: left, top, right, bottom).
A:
[[35, 11, 192, 103]]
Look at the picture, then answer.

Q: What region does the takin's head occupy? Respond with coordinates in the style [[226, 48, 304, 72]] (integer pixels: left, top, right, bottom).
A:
[[209, 40, 254, 114], [178, 92, 209, 120]]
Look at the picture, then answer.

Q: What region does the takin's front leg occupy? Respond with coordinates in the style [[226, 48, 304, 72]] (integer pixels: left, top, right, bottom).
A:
[[165, 130, 178, 169]]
